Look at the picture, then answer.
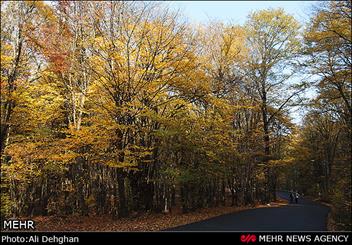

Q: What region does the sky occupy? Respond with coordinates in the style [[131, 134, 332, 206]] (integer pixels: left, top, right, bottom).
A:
[[166, 1, 319, 25]]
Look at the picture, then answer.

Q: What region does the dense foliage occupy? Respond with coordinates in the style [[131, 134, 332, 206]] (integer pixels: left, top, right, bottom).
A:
[[0, 1, 350, 230]]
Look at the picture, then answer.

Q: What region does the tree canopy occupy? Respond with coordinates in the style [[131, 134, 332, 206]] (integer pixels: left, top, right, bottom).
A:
[[0, 1, 350, 230]]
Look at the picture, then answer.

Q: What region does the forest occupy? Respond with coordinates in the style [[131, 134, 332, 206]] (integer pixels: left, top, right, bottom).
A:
[[0, 1, 351, 230]]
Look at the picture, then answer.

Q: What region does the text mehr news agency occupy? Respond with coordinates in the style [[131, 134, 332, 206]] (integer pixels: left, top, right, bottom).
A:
[[258, 234, 349, 243]]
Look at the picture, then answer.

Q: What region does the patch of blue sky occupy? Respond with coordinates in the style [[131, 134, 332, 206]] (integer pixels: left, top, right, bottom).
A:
[[166, 1, 319, 25]]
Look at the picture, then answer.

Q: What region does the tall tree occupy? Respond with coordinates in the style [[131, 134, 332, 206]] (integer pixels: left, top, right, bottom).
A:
[[244, 8, 302, 201], [304, 1, 351, 126], [0, 1, 41, 154]]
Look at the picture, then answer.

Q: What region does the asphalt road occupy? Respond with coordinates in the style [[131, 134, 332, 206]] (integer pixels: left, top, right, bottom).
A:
[[167, 191, 330, 231]]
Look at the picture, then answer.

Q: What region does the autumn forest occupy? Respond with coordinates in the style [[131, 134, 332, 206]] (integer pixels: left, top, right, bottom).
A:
[[0, 1, 351, 230]]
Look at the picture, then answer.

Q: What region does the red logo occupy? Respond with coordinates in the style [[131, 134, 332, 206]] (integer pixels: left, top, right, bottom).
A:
[[241, 234, 256, 243]]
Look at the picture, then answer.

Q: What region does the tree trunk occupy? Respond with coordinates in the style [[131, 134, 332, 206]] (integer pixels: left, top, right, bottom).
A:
[[262, 93, 275, 202], [117, 169, 128, 218]]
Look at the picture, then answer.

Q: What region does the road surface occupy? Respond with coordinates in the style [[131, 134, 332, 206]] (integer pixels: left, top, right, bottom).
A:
[[167, 191, 330, 231]]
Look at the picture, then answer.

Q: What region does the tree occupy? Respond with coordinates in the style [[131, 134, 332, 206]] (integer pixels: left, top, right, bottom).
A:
[[304, 1, 351, 126], [83, 1, 206, 216], [244, 8, 302, 201], [291, 1, 352, 230], [0, 1, 41, 154]]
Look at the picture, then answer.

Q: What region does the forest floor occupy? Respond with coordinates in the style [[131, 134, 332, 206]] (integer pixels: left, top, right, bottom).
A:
[[32, 198, 287, 231]]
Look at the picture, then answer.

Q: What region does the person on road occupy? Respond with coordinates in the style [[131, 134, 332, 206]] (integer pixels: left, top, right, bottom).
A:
[[295, 191, 299, 204], [289, 191, 294, 203]]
